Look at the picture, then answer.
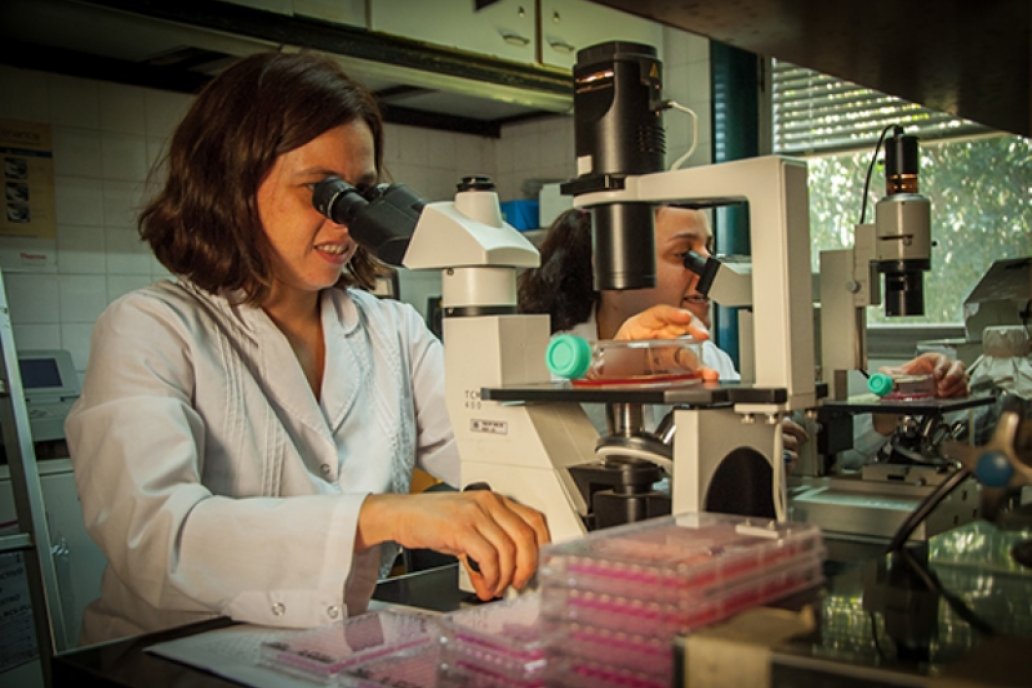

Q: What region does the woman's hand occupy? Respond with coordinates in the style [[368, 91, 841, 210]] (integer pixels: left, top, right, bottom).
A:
[[780, 418, 809, 472], [356, 490, 549, 601], [889, 352, 969, 398], [613, 305, 709, 342], [612, 305, 718, 381], [872, 353, 968, 436]]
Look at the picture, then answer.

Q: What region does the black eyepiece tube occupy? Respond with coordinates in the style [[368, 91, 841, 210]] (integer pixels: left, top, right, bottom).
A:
[[312, 177, 425, 266], [884, 132, 920, 195], [592, 203, 655, 291], [567, 41, 666, 292], [880, 259, 928, 316], [682, 250, 722, 295]]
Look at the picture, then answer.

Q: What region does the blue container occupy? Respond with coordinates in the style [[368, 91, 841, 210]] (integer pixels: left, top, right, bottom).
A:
[[500, 199, 540, 231]]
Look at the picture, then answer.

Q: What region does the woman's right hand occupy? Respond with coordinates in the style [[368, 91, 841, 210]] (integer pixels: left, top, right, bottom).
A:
[[613, 305, 718, 381], [613, 304, 710, 342], [356, 490, 549, 601]]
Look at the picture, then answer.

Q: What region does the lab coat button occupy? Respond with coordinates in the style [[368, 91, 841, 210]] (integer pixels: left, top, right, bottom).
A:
[[271, 602, 286, 616], [320, 464, 332, 476], [326, 605, 340, 619]]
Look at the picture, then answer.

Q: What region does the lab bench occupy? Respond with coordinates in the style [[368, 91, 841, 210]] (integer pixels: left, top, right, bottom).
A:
[[50, 524, 1032, 687]]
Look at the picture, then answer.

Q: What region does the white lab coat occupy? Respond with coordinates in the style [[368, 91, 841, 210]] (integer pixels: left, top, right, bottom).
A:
[[66, 280, 458, 643]]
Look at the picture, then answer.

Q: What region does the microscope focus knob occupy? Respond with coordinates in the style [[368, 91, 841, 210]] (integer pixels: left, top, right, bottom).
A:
[[974, 450, 1014, 488]]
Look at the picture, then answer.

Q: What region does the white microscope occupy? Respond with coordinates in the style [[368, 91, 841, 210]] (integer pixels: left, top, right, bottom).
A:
[[314, 41, 818, 554], [314, 172, 598, 546], [558, 42, 817, 523]]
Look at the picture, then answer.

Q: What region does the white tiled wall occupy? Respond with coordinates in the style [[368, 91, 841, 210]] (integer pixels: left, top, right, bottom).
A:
[[0, 27, 711, 373], [0, 65, 188, 379]]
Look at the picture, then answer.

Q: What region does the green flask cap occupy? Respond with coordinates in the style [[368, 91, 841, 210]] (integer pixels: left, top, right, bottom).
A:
[[868, 372, 895, 397], [546, 334, 592, 379]]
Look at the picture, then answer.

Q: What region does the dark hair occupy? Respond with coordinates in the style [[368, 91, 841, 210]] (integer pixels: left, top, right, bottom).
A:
[[517, 208, 596, 333], [139, 51, 386, 304]]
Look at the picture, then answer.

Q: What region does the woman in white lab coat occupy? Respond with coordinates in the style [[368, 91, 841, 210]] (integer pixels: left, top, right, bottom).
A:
[[66, 51, 548, 644]]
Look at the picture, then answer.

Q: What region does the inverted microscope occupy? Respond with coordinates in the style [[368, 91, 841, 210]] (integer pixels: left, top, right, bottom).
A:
[[309, 42, 1032, 681], [316, 40, 820, 554], [786, 127, 998, 541]]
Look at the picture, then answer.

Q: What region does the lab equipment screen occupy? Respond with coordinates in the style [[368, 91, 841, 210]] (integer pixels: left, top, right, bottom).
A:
[[19, 358, 62, 389]]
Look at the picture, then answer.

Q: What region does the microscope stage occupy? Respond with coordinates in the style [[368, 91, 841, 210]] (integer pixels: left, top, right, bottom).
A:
[[822, 393, 996, 415], [481, 380, 790, 406]]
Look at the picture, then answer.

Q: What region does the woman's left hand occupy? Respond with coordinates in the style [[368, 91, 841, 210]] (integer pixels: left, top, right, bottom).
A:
[[895, 352, 969, 398]]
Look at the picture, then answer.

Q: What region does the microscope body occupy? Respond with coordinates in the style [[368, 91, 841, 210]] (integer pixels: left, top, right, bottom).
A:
[[574, 155, 818, 520], [403, 186, 594, 547], [819, 133, 933, 403], [356, 41, 818, 556]]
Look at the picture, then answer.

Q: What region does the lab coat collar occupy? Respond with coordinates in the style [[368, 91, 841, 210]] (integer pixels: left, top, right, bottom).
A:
[[176, 279, 264, 345]]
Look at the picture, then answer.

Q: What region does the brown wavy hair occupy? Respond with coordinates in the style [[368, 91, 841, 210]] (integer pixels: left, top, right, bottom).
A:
[[139, 51, 386, 304], [517, 208, 596, 332]]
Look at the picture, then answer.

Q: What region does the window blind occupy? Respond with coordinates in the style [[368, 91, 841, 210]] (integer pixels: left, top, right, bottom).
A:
[[771, 60, 987, 155]]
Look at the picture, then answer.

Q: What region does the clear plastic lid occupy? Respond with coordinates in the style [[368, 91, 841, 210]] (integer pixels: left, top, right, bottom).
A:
[[547, 334, 705, 386], [438, 593, 548, 684], [259, 610, 439, 683], [539, 513, 824, 603], [868, 372, 936, 400]]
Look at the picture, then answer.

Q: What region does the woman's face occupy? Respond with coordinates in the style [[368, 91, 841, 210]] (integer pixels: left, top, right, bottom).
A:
[[256, 121, 377, 304], [606, 206, 714, 327]]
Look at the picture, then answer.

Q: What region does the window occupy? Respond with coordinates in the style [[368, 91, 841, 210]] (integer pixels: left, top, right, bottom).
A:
[[772, 60, 1032, 324]]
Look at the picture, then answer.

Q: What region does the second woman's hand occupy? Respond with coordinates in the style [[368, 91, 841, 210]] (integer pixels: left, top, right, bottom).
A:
[[614, 304, 709, 342]]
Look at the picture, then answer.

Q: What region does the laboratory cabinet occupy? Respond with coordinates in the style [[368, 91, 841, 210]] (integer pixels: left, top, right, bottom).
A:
[[219, 0, 367, 25], [369, 0, 538, 64], [219, 0, 293, 15], [0, 459, 106, 654], [369, 0, 662, 70], [539, 0, 663, 70]]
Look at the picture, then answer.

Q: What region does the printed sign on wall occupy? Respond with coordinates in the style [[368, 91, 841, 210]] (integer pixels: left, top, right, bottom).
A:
[[0, 119, 56, 239]]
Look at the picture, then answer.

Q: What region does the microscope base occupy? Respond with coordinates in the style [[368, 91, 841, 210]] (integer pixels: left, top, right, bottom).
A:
[[791, 473, 981, 541], [671, 408, 781, 519]]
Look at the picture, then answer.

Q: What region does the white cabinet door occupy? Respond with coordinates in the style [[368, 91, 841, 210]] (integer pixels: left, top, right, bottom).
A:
[[0, 461, 106, 648], [370, 0, 536, 63], [539, 0, 663, 71]]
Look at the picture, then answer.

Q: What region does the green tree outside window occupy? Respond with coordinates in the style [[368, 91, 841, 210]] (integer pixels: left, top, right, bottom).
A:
[[805, 134, 1032, 324]]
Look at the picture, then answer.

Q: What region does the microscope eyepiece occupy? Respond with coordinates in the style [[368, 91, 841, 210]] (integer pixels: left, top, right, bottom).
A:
[[874, 129, 931, 317], [457, 175, 495, 192], [313, 176, 368, 225], [311, 176, 425, 266]]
